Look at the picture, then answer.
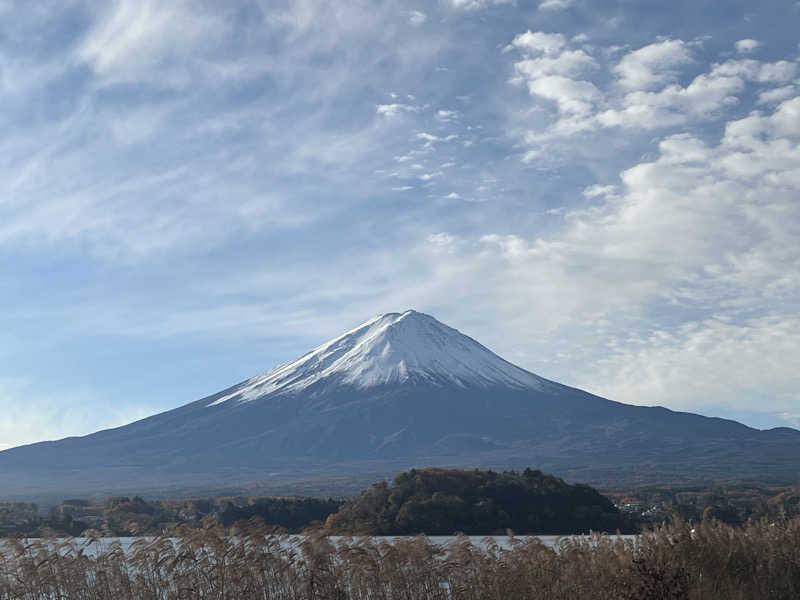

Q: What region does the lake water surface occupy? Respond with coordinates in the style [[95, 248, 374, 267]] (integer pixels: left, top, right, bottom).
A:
[[4, 534, 638, 555]]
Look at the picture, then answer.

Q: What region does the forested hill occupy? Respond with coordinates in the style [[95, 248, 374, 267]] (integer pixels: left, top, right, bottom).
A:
[[324, 467, 628, 535]]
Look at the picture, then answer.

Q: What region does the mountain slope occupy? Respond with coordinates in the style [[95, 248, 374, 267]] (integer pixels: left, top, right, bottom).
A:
[[1, 310, 798, 499]]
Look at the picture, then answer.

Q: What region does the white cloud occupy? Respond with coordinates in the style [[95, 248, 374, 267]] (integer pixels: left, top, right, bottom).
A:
[[448, 0, 514, 10], [509, 33, 800, 141], [417, 132, 440, 143], [427, 232, 456, 246], [757, 85, 796, 104], [614, 39, 692, 90], [712, 58, 798, 83], [408, 93, 800, 419], [436, 109, 461, 120], [527, 75, 601, 115], [595, 69, 745, 129], [513, 49, 596, 79], [723, 96, 800, 141], [377, 103, 420, 117], [539, 0, 576, 10], [582, 184, 617, 198], [406, 10, 427, 25], [586, 315, 800, 418], [510, 31, 567, 55], [0, 1, 450, 262], [598, 57, 799, 130], [0, 148, 316, 261], [450, 0, 483, 8], [0, 0, 477, 266], [509, 31, 601, 118], [735, 38, 761, 54], [415, 132, 457, 147], [77, 0, 223, 82]]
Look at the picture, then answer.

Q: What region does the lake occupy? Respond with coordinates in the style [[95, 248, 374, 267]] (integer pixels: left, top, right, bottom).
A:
[[3, 534, 639, 555]]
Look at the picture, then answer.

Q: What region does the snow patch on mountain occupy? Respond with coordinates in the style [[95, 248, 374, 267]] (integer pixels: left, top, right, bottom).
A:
[[208, 310, 548, 406]]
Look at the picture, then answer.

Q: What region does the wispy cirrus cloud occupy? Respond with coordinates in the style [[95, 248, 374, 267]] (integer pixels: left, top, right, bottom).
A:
[[77, 0, 226, 81], [0, 0, 453, 261]]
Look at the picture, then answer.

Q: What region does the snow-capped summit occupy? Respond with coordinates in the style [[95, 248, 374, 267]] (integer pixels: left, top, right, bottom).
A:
[[208, 310, 548, 406]]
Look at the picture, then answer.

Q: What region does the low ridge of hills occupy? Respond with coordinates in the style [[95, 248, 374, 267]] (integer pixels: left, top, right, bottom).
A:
[[1, 310, 798, 500]]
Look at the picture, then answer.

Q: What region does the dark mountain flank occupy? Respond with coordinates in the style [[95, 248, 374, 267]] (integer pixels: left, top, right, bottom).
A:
[[1, 310, 798, 499]]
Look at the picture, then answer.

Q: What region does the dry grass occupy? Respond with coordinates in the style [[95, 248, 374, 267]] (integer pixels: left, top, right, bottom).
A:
[[0, 517, 798, 599]]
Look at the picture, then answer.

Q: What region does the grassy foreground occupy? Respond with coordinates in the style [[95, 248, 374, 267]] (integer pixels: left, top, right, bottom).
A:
[[0, 518, 798, 599]]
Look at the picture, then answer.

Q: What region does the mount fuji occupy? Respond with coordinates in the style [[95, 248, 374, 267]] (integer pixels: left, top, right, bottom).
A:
[[1, 310, 798, 499]]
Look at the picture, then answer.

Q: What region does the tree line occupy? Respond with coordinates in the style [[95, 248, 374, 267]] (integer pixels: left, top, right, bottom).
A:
[[4, 467, 800, 537]]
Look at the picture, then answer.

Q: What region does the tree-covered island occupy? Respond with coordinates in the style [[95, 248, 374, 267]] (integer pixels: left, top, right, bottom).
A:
[[325, 467, 630, 535]]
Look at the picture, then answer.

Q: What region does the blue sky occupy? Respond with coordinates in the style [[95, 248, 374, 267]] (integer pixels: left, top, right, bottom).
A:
[[1, 0, 799, 448]]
